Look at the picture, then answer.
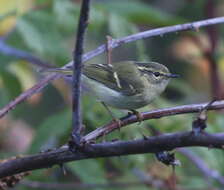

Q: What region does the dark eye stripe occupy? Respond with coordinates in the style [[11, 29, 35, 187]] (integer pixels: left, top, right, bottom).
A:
[[138, 67, 166, 77], [153, 72, 160, 77]]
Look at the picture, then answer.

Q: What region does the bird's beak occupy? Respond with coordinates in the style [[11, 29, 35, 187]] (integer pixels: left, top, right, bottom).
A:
[[166, 73, 180, 78]]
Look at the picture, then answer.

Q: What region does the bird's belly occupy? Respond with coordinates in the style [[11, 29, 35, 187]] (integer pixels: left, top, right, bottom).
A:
[[82, 75, 152, 110]]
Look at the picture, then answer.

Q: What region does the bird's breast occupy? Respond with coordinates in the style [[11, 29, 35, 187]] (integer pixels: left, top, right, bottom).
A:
[[81, 75, 154, 110]]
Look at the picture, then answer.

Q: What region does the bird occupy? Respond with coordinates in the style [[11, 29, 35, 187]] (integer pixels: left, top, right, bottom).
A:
[[43, 61, 178, 118]]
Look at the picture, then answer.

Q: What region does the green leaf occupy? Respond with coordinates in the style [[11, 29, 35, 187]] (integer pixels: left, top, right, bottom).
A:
[[8, 61, 36, 91], [68, 159, 107, 183], [0, 88, 12, 108], [53, 0, 79, 33], [97, 0, 186, 26], [89, 6, 107, 31], [17, 15, 44, 54], [28, 109, 71, 153], [0, 69, 22, 99], [108, 13, 149, 60], [16, 10, 69, 63], [108, 13, 136, 38]]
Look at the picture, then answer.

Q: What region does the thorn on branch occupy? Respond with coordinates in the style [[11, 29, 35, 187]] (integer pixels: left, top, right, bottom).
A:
[[155, 152, 181, 167], [192, 100, 215, 135], [141, 133, 148, 140], [59, 164, 67, 176]]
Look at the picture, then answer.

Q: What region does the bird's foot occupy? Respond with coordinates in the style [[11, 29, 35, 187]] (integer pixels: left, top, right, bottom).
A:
[[129, 109, 144, 124], [112, 118, 122, 131]]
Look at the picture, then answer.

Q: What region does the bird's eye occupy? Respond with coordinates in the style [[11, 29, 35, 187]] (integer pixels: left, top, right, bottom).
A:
[[153, 72, 161, 77]]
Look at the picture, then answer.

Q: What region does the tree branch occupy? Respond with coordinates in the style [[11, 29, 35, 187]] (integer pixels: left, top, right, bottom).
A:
[[1, 17, 224, 119], [0, 131, 224, 178], [71, 0, 90, 144], [0, 74, 59, 118], [78, 16, 224, 66], [178, 148, 224, 186], [83, 100, 224, 142], [0, 40, 53, 68]]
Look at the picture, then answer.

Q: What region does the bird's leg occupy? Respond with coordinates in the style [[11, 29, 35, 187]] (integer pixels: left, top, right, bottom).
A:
[[129, 109, 144, 124], [101, 101, 115, 119], [101, 102, 122, 129]]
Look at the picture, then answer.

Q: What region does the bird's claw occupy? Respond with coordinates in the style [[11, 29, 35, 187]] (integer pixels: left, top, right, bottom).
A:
[[112, 118, 122, 131], [130, 110, 144, 124]]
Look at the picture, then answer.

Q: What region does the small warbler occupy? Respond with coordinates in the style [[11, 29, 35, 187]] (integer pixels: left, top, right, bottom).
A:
[[45, 61, 178, 111]]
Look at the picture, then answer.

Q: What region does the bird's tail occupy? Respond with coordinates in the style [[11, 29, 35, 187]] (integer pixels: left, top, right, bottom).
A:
[[38, 67, 73, 76]]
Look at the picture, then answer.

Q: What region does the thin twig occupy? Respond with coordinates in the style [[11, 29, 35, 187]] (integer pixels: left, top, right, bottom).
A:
[[0, 40, 53, 68], [1, 131, 224, 178], [106, 35, 113, 66], [78, 16, 224, 67], [150, 126, 224, 187], [83, 100, 224, 142], [178, 148, 224, 186], [1, 17, 224, 119], [71, 0, 90, 144], [0, 74, 59, 118]]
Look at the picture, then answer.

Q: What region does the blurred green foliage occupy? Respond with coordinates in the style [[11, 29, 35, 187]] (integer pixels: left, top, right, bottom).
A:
[[0, 0, 224, 189]]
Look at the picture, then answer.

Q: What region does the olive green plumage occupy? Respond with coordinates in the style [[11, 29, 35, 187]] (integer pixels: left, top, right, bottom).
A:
[[83, 61, 145, 96], [44, 61, 178, 110]]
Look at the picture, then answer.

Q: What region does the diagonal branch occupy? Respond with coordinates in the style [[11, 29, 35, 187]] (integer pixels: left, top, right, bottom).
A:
[[1, 16, 224, 119], [71, 0, 91, 144], [83, 100, 224, 142], [178, 148, 224, 186], [0, 40, 53, 68], [1, 131, 224, 178], [0, 74, 59, 118], [79, 16, 224, 66]]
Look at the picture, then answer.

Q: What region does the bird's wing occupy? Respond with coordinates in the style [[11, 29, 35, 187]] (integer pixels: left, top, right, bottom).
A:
[[83, 61, 145, 96]]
